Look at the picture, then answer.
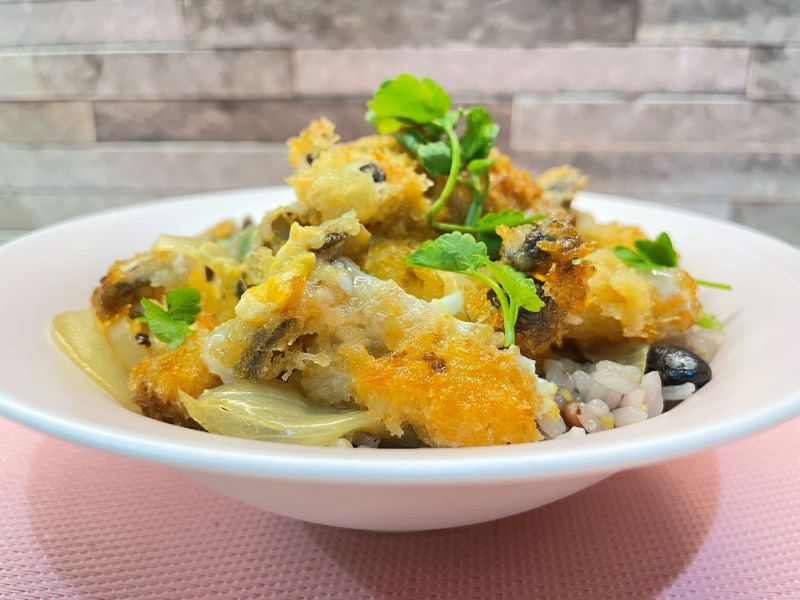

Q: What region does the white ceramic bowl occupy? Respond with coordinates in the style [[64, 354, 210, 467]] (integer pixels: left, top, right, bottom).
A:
[[1, 187, 799, 531]]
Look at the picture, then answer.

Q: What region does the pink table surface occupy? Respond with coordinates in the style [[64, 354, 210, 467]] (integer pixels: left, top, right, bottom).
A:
[[1, 415, 799, 600]]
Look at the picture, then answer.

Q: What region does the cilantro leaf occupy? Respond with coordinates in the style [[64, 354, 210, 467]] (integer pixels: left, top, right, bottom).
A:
[[416, 140, 453, 177], [405, 232, 488, 273], [406, 232, 543, 347], [613, 246, 655, 269], [366, 74, 451, 133], [460, 107, 499, 163], [364, 110, 405, 135], [481, 259, 545, 313], [633, 232, 677, 268], [616, 232, 678, 270], [697, 313, 724, 330], [478, 232, 503, 260], [140, 287, 202, 349], [394, 129, 426, 155], [615, 231, 731, 291]]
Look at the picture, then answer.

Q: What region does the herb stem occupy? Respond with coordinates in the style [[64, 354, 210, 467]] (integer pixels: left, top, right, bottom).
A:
[[471, 271, 515, 347], [431, 222, 484, 234], [426, 122, 461, 226], [694, 278, 733, 291], [464, 171, 491, 227]]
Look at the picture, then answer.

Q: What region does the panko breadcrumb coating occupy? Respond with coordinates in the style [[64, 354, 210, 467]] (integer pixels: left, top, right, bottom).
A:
[[484, 156, 585, 219], [130, 336, 221, 428], [362, 236, 444, 301], [566, 248, 702, 348], [575, 211, 646, 250], [201, 215, 546, 447], [346, 332, 542, 447], [287, 119, 432, 237]]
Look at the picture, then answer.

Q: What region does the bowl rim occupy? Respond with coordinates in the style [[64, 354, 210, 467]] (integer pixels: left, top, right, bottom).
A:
[[1, 187, 800, 485]]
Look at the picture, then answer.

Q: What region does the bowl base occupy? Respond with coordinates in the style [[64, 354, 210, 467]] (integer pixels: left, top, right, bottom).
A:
[[187, 470, 615, 531]]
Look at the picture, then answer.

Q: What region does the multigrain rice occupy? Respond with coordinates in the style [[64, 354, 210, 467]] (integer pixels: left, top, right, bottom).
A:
[[538, 326, 721, 439]]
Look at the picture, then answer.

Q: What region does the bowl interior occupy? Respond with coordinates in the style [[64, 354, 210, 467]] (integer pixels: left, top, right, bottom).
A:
[[0, 188, 798, 484]]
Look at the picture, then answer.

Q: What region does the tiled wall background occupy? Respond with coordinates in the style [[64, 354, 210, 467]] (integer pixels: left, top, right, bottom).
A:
[[1, 0, 799, 245]]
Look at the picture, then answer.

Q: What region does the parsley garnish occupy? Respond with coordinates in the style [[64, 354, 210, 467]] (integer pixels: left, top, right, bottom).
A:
[[406, 232, 543, 347], [614, 232, 731, 291], [139, 288, 202, 349], [696, 313, 724, 330], [366, 74, 498, 228]]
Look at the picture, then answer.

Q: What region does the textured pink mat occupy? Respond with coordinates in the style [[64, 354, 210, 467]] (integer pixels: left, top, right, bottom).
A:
[[1, 416, 799, 600]]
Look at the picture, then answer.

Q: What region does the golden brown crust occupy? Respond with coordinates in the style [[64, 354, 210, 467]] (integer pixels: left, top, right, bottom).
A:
[[362, 236, 444, 301], [286, 119, 432, 238], [130, 338, 221, 427], [484, 153, 544, 214], [565, 248, 702, 348], [344, 332, 542, 447]]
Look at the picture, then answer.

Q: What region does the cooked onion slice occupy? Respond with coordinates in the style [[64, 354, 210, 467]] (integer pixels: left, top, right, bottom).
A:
[[52, 310, 140, 413], [180, 381, 384, 445]]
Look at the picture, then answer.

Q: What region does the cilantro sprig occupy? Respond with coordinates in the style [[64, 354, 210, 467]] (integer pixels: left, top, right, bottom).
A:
[[614, 232, 731, 291], [405, 232, 543, 347], [139, 287, 202, 349], [366, 74, 498, 228]]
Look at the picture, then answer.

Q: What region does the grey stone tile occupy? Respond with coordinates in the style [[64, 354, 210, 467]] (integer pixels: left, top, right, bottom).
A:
[[93, 99, 374, 142], [92, 98, 512, 146], [0, 50, 292, 100], [0, 102, 95, 141], [0, 142, 291, 190], [0, 0, 183, 46], [733, 203, 800, 245], [183, 0, 635, 48], [638, 0, 800, 43], [748, 47, 800, 100], [511, 96, 800, 152], [295, 47, 749, 95], [508, 150, 800, 198]]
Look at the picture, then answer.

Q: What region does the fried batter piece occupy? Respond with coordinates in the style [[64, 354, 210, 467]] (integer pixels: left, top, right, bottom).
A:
[[565, 248, 702, 348], [484, 155, 586, 219], [345, 331, 542, 447], [201, 214, 548, 447], [575, 211, 646, 250], [286, 118, 432, 237], [130, 336, 222, 428], [536, 165, 588, 209], [362, 236, 444, 301]]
